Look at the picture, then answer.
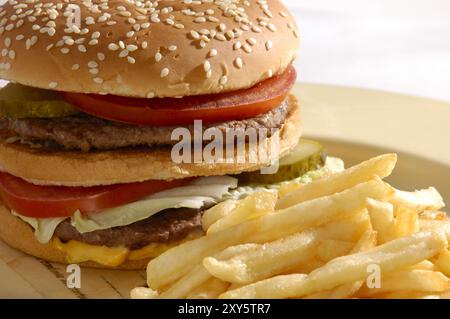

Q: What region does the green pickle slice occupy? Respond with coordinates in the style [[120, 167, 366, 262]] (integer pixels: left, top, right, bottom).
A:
[[237, 139, 327, 185], [0, 83, 79, 118]]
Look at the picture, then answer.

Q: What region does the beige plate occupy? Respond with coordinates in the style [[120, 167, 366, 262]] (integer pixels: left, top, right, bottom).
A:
[[296, 83, 450, 206], [0, 83, 449, 299]]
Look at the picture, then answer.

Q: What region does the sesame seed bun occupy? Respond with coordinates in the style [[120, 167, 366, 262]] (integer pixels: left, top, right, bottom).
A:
[[0, 204, 202, 270], [0, 0, 299, 98], [0, 95, 301, 186]]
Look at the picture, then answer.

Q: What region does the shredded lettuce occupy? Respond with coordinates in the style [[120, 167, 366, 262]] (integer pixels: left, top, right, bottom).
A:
[[12, 211, 66, 244], [72, 196, 214, 233]]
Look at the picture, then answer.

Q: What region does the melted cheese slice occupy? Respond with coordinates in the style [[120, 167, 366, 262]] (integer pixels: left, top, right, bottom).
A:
[[52, 230, 204, 267], [53, 238, 129, 267]]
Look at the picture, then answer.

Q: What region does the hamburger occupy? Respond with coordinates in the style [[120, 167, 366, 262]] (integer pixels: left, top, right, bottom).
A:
[[0, 0, 334, 270]]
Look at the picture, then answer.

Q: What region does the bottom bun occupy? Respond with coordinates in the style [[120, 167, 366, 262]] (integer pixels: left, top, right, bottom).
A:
[[0, 205, 190, 270]]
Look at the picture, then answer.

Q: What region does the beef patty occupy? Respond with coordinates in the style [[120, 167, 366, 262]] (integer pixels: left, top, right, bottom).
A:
[[0, 101, 289, 152], [54, 207, 203, 250]]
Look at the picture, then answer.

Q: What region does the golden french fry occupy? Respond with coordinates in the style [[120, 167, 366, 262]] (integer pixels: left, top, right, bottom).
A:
[[277, 154, 397, 209], [202, 200, 237, 231], [358, 269, 450, 297], [219, 230, 447, 299], [305, 230, 377, 299], [130, 287, 159, 299], [435, 249, 450, 277], [390, 188, 445, 213], [394, 207, 420, 238], [187, 278, 230, 299], [408, 260, 436, 271], [204, 213, 370, 284], [147, 177, 393, 290], [159, 244, 258, 299], [367, 198, 395, 244], [207, 191, 277, 234], [420, 211, 449, 221]]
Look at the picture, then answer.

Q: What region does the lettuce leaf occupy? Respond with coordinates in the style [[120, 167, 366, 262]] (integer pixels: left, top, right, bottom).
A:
[[72, 196, 214, 233], [12, 211, 66, 244]]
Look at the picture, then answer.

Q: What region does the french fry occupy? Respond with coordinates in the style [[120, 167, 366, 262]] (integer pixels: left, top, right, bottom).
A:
[[367, 198, 395, 244], [408, 260, 436, 271], [390, 188, 445, 213], [357, 269, 450, 297], [305, 230, 377, 299], [394, 207, 420, 238], [419, 220, 450, 241], [187, 278, 230, 299], [435, 249, 450, 277], [204, 214, 370, 285], [202, 199, 237, 231], [130, 287, 159, 299], [158, 244, 258, 299], [207, 191, 277, 234], [277, 154, 397, 209], [420, 211, 449, 221], [219, 230, 447, 299], [146, 177, 393, 290]]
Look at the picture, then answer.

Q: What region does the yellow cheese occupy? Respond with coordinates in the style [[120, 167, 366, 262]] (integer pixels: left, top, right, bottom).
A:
[[128, 230, 204, 260], [52, 229, 205, 266], [53, 237, 129, 267]]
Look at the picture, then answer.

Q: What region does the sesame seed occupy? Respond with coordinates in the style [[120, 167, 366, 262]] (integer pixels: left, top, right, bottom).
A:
[[234, 57, 243, 69], [168, 45, 177, 52], [88, 61, 98, 69], [89, 68, 99, 75], [266, 40, 273, 50], [127, 56, 136, 64], [97, 53, 105, 61], [60, 48, 69, 54], [141, 41, 148, 49], [108, 43, 119, 51], [127, 44, 138, 52], [78, 45, 87, 53], [220, 76, 228, 85], [93, 77, 104, 84], [155, 52, 162, 62], [160, 68, 169, 78], [147, 91, 155, 98], [48, 82, 58, 89], [71, 64, 80, 70], [208, 49, 218, 57], [119, 50, 129, 58], [204, 61, 211, 72]]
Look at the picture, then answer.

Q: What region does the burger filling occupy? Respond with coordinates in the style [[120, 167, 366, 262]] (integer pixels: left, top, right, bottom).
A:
[[0, 66, 345, 267]]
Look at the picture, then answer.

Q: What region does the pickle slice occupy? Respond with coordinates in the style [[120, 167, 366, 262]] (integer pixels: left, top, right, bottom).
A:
[[237, 139, 327, 185], [0, 83, 79, 118]]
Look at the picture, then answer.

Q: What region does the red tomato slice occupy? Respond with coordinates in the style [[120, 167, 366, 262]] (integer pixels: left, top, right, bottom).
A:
[[0, 172, 193, 218], [62, 65, 297, 126]]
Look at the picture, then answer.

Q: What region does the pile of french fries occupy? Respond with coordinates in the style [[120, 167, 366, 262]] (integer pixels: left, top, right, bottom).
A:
[[131, 154, 450, 299]]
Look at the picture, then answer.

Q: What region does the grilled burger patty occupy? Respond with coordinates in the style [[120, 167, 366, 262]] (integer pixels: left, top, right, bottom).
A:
[[0, 101, 289, 152], [54, 208, 203, 250]]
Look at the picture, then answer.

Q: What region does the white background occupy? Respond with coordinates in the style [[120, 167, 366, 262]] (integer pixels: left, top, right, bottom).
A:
[[284, 0, 450, 102], [1, 0, 449, 102]]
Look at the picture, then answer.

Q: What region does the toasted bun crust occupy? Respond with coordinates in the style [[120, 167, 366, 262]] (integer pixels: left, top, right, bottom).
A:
[[0, 204, 152, 269], [0, 95, 301, 186], [0, 0, 299, 98]]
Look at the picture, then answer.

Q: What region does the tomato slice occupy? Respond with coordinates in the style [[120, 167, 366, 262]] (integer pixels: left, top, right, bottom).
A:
[[62, 65, 297, 126], [0, 172, 193, 218]]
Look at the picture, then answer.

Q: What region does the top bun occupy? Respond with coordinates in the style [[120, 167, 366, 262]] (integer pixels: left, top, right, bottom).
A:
[[0, 0, 299, 98]]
